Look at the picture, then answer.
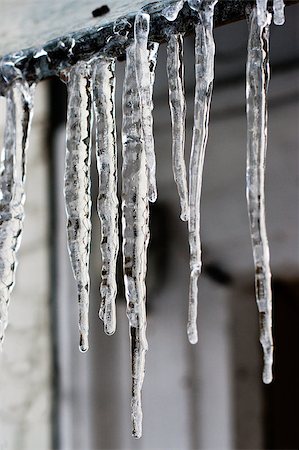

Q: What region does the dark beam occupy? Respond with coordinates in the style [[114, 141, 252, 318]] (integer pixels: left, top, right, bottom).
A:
[[0, 0, 298, 95]]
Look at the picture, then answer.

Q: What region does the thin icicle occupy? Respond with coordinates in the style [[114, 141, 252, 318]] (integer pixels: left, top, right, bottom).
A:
[[134, 12, 157, 203], [167, 34, 189, 222], [91, 57, 118, 336], [122, 42, 150, 439], [273, 0, 285, 25], [64, 61, 92, 353], [0, 80, 35, 346], [246, 8, 273, 384], [188, 0, 217, 344]]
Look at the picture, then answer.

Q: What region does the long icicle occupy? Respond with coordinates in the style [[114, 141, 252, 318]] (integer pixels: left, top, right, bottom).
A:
[[134, 12, 157, 203], [246, 8, 273, 384], [0, 80, 35, 346], [92, 57, 118, 336], [167, 34, 189, 222], [188, 0, 217, 345], [64, 61, 92, 353], [122, 42, 150, 439]]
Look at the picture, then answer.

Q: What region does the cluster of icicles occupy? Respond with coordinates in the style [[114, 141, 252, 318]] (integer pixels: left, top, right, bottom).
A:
[[0, 0, 285, 438]]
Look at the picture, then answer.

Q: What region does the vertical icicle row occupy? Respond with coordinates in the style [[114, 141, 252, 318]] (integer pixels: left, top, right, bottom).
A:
[[122, 42, 150, 439], [246, 8, 273, 384], [0, 80, 35, 346], [273, 0, 285, 25], [167, 34, 189, 222], [134, 12, 157, 203], [64, 61, 92, 353], [92, 57, 118, 336], [188, 0, 217, 345]]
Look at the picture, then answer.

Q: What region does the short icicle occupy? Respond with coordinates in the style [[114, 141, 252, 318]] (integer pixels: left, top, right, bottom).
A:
[[167, 34, 189, 221], [0, 80, 35, 346], [246, 8, 273, 384], [92, 57, 118, 336], [188, 0, 217, 344], [134, 12, 157, 203], [122, 42, 150, 439], [256, 0, 268, 27], [273, 0, 285, 25], [64, 61, 92, 353]]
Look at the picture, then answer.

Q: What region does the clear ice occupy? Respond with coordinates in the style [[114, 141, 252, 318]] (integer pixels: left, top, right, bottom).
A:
[[188, 0, 217, 344], [273, 0, 285, 25], [91, 57, 118, 336], [122, 42, 150, 439], [162, 0, 184, 21], [134, 12, 157, 203], [246, 8, 273, 384], [0, 80, 35, 346], [167, 34, 189, 221], [64, 61, 92, 353]]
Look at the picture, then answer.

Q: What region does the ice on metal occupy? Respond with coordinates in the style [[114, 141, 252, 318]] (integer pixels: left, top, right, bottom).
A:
[[188, 0, 217, 344], [91, 57, 119, 336], [167, 34, 189, 221], [246, 8, 273, 384], [122, 42, 150, 439], [64, 61, 92, 353], [0, 80, 35, 346], [134, 12, 157, 203]]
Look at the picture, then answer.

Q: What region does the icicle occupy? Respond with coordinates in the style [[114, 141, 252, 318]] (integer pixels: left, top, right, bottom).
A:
[[134, 12, 157, 203], [162, 0, 184, 21], [246, 8, 273, 384], [64, 61, 92, 353], [273, 0, 285, 25], [167, 34, 189, 222], [91, 57, 118, 336], [188, 0, 217, 345], [256, 0, 268, 27], [122, 42, 150, 439], [0, 80, 35, 346]]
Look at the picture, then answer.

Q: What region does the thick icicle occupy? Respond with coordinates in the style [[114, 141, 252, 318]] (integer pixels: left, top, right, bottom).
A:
[[246, 8, 273, 384], [273, 0, 285, 25], [92, 57, 118, 336], [162, 0, 184, 21], [188, 0, 217, 344], [134, 12, 157, 203], [256, 0, 268, 27], [122, 42, 150, 439], [167, 34, 189, 222], [0, 80, 35, 346], [64, 61, 92, 353]]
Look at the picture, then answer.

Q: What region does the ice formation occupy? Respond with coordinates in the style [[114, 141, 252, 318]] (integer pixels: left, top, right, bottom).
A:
[[64, 61, 93, 353], [0, 80, 35, 346], [0, 0, 290, 438], [134, 12, 157, 203], [122, 41, 150, 439], [187, 0, 218, 345], [246, 8, 273, 384], [91, 57, 118, 336], [167, 34, 189, 221], [256, 0, 285, 26]]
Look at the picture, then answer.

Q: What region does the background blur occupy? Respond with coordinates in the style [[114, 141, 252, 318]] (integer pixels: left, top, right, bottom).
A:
[[0, 3, 298, 450]]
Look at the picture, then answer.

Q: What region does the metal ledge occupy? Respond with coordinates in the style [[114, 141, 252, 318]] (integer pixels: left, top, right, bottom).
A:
[[0, 0, 298, 95]]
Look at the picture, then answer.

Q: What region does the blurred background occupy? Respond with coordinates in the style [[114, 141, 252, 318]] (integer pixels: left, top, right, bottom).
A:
[[0, 3, 298, 449]]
